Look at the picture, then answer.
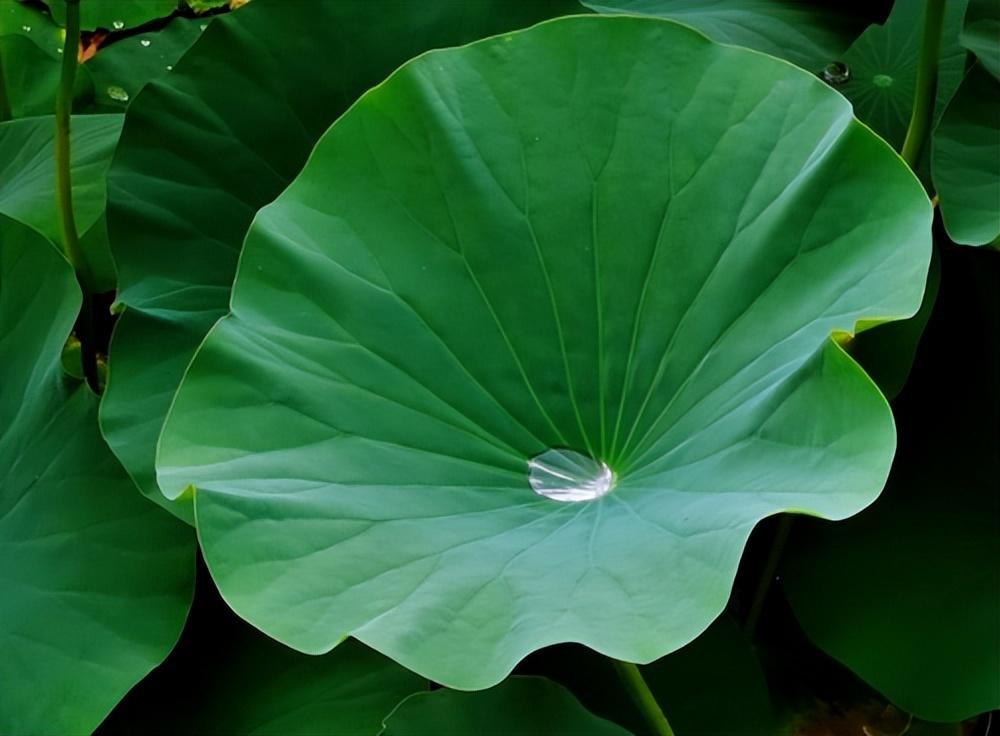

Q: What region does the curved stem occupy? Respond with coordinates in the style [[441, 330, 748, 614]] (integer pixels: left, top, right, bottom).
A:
[[55, 0, 99, 392], [611, 659, 675, 736], [900, 0, 946, 169]]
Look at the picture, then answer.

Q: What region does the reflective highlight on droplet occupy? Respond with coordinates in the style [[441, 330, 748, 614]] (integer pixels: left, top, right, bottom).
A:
[[873, 74, 893, 88], [140, 38, 151, 47], [106, 85, 129, 102], [528, 449, 614, 503], [112, 20, 125, 30], [820, 62, 850, 86]]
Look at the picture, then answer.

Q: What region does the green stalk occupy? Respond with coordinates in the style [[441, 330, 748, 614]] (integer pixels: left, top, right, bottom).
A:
[[612, 660, 675, 736], [900, 0, 946, 169], [55, 0, 99, 392]]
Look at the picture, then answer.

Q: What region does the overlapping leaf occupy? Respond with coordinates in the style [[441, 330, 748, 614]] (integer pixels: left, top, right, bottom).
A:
[[157, 16, 930, 687], [0, 114, 122, 290], [0, 215, 194, 736], [784, 246, 1000, 722], [382, 678, 629, 735], [102, 0, 584, 520], [581, 0, 868, 71]]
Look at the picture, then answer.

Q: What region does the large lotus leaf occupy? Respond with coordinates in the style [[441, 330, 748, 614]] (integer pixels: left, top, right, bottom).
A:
[[47, 0, 178, 31], [0, 114, 122, 290], [382, 677, 629, 735], [0, 214, 194, 736], [101, 0, 584, 521], [157, 16, 931, 688], [84, 16, 208, 111], [580, 0, 868, 71], [961, 0, 1000, 80], [932, 63, 1000, 247], [836, 0, 969, 153], [783, 246, 1000, 722]]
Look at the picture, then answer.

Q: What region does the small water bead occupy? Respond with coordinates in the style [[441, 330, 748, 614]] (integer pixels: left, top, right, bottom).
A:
[[112, 20, 125, 30], [199, 23, 207, 31], [528, 448, 615, 503], [873, 74, 893, 88], [140, 39, 151, 47], [166, 64, 173, 71], [56, 47, 62, 54], [820, 61, 850, 86], [21, 24, 30, 32], [106, 85, 129, 102]]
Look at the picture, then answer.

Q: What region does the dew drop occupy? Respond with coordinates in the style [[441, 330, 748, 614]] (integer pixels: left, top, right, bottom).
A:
[[21, 24, 30, 32], [56, 47, 63, 54], [820, 61, 850, 86], [106, 85, 129, 102], [166, 64, 173, 71], [199, 23, 207, 31], [140, 38, 151, 47], [528, 448, 615, 503], [112, 19, 125, 30], [873, 73, 893, 88]]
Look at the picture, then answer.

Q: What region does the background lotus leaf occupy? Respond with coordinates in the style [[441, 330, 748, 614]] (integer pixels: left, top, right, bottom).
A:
[[47, 0, 178, 31], [0, 215, 194, 736], [101, 0, 584, 522], [960, 0, 1000, 79], [783, 245, 1000, 723], [382, 677, 630, 735], [932, 63, 1000, 247], [580, 0, 869, 71], [0, 113, 122, 290], [157, 16, 931, 688]]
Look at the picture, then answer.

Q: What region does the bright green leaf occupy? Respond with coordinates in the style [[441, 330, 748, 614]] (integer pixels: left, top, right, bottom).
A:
[[783, 246, 1000, 722], [382, 677, 629, 736], [961, 0, 1000, 80], [0, 114, 122, 290], [581, 0, 868, 71], [933, 63, 1000, 246], [0, 214, 194, 736], [835, 0, 969, 153], [0, 1, 63, 59], [157, 16, 931, 688], [47, 0, 178, 31], [101, 0, 585, 520]]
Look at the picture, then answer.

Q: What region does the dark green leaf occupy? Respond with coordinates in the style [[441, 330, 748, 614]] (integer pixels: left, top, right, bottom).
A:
[[783, 246, 1000, 722], [0, 214, 194, 736], [580, 0, 868, 71], [382, 677, 629, 736], [47, 0, 178, 31], [961, 0, 1000, 80], [933, 63, 1000, 246]]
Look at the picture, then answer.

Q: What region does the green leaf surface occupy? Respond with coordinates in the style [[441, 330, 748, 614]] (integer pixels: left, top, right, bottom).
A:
[[101, 0, 584, 520], [835, 0, 969, 153], [0, 214, 194, 736], [158, 16, 931, 688], [84, 16, 208, 110], [0, 1, 63, 58], [783, 246, 1000, 722], [580, 0, 868, 71], [961, 0, 1000, 79], [933, 63, 1000, 246], [0, 114, 122, 290], [0, 33, 94, 119], [47, 0, 178, 31], [382, 677, 629, 736]]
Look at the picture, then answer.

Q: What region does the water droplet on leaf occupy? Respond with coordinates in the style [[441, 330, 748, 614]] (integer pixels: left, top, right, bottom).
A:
[[528, 448, 615, 503], [199, 23, 207, 31], [140, 38, 151, 47], [873, 74, 893, 88], [21, 24, 30, 32], [820, 62, 850, 86], [112, 19, 125, 30], [166, 64, 173, 71], [106, 85, 129, 102]]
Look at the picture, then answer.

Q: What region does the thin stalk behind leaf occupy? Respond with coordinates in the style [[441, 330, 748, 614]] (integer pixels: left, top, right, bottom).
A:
[[901, 0, 947, 168]]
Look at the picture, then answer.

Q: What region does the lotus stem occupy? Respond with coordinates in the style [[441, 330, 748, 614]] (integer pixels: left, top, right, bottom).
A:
[[900, 0, 946, 169], [611, 659, 675, 736], [55, 0, 99, 392]]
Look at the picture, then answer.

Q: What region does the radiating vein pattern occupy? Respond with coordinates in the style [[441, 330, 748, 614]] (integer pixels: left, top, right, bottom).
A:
[[157, 16, 932, 689]]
